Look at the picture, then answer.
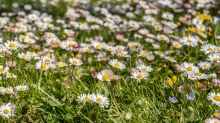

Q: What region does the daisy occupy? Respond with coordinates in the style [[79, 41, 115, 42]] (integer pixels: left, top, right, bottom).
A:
[[68, 58, 83, 66], [0, 86, 5, 94], [57, 62, 67, 68], [207, 92, 220, 106], [200, 44, 215, 54], [179, 35, 198, 47], [0, 66, 9, 74], [91, 41, 102, 50], [156, 34, 169, 41], [15, 85, 29, 91], [0, 104, 14, 119], [137, 64, 153, 72], [6, 72, 17, 78], [97, 69, 114, 82], [90, 93, 109, 108], [180, 62, 199, 76], [18, 52, 31, 60], [131, 71, 149, 82], [194, 72, 208, 80], [162, 12, 174, 20], [2, 87, 16, 96], [152, 44, 160, 49], [109, 59, 126, 70], [60, 40, 78, 52], [205, 116, 220, 123], [154, 51, 165, 57], [73, 67, 83, 78], [164, 56, 177, 63], [207, 53, 220, 65], [76, 94, 91, 104], [4, 40, 21, 50], [35, 61, 50, 71], [172, 41, 182, 48], [198, 61, 212, 70], [146, 54, 155, 61]]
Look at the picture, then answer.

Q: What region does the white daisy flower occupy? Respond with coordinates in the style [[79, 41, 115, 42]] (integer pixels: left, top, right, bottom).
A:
[[90, 93, 109, 108], [97, 69, 114, 82], [164, 56, 177, 63], [207, 53, 220, 65], [109, 59, 126, 70], [0, 66, 9, 74], [15, 85, 29, 91], [180, 35, 198, 47], [6, 72, 17, 78], [35, 61, 50, 71], [198, 61, 212, 70], [68, 58, 83, 66], [131, 71, 149, 82], [137, 64, 153, 72], [207, 92, 220, 106], [76, 94, 92, 104], [0, 104, 14, 119], [4, 40, 21, 50], [205, 116, 220, 123]]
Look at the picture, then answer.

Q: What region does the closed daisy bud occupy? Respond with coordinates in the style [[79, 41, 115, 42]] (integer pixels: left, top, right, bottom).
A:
[[125, 112, 132, 120]]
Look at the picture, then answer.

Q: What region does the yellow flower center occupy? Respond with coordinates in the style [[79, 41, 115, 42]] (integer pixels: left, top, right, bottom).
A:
[[214, 95, 220, 101], [96, 98, 102, 103], [72, 60, 78, 64], [167, 79, 173, 87], [160, 37, 165, 40], [212, 58, 217, 63], [114, 63, 119, 67], [3, 109, 9, 114], [68, 43, 73, 47], [0, 68, 5, 72], [59, 63, 64, 66], [196, 72, 202, 76], [168, 57, 173, 60], [207, 48, 212, 51], [142, 68, 147, 71], [30, 52, 34, 55], [186, 67, 192, 71], [8, 73, 12, 77], [0, 20, 2, 22], [51, 39, 55, 42], [75, 70, 80, 75], [187, 39, 192, 43], [158, 51, 163, 55], [174, 43, 180, 47], [137, 74, 143, 78], [19, 87, 25, 90], [45, 59, 50, 62], [22, 55, 27, 58], [118, 47, 122, 50], [142, 52, 146, 57], [5, 90, 10, 93], [102, 74, 109, 80], [42, 64, 47, 69], [96, 45, 101, 49], [203, 65, 207, 67], [83, 97, 90, 101], [86, 49, 90, 52], [9, 43, 15, 47], [76, 54, 81, 59]]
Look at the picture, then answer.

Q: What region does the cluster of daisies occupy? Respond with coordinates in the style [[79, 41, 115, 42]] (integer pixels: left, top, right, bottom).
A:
[[76, 93, 109, 108], [0, 0, 219, 121]]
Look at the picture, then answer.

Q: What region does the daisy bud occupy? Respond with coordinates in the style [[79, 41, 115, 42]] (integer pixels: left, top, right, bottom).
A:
[[216, 67, 220, 74], [92, 71, 98, 80], [125, 112, 132, 120], [5, 52, 11, 57], [131, 67, 138, 73], [6, 61, 16, 68], [33, 44, 40, 50]]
